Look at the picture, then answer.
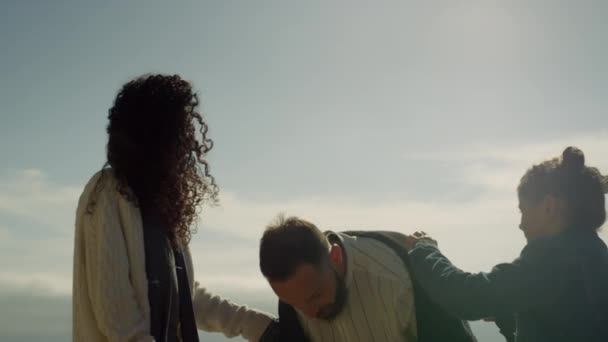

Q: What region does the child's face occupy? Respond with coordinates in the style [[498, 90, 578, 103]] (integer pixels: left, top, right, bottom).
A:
[[518, 194, 564, 241]]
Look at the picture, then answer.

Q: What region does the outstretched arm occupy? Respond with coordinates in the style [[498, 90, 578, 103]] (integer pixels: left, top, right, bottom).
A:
[[192, 284, 276, 341], [406, 234, 568, 320]]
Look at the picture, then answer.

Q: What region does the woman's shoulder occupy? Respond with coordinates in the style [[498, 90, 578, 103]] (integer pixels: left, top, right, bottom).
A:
[[76, 168, 121, 216], [85, 168, 120, 196]]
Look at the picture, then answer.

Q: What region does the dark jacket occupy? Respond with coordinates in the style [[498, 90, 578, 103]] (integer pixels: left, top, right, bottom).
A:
[[408, 229, 608, 342], [142, 207, 199, 342]]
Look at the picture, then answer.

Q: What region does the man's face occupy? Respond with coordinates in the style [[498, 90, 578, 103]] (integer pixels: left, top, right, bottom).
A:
[[270, 259, 347, 320]]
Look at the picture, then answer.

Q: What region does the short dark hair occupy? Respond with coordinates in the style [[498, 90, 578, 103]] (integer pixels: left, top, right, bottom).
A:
[[259, 215, 330, 281], [518, 146, 608, 231]]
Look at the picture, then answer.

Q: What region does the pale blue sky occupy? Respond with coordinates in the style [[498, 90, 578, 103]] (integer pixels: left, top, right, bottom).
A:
[[1, 1, 607, 341]]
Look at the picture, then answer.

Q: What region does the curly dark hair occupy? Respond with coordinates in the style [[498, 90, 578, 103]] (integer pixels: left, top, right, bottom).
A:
[[518, 146, 607, 232], [103, 74, 219, 245]]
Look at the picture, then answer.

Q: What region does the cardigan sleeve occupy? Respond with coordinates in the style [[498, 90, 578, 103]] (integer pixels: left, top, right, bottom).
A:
[[181, 238, 274, 341], [192, 282, 274, 341], [83, 184, 154, 342]]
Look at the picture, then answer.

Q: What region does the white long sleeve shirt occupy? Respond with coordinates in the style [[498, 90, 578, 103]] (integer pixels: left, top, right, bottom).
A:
[[72, 170, 273, 342]]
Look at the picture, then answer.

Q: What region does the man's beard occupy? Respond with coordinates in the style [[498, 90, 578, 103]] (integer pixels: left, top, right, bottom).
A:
[[317, 269, 348, 321]]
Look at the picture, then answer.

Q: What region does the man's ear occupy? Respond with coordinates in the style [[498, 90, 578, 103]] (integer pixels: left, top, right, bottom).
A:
[[329, 243, 344, 266]]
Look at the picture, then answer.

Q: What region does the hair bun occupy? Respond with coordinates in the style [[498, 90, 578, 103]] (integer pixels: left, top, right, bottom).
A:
[[561, 146, 585, 171]]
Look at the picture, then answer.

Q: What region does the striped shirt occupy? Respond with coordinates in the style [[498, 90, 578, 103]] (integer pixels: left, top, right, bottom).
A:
[[297, 231, 417, 342]]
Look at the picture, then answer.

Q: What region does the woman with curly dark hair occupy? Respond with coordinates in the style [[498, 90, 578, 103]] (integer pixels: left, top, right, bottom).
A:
[[73, 74, 274, 342]]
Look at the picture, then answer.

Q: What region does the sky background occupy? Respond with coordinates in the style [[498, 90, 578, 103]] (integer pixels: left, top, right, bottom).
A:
[[1, 1, 607, 341]]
